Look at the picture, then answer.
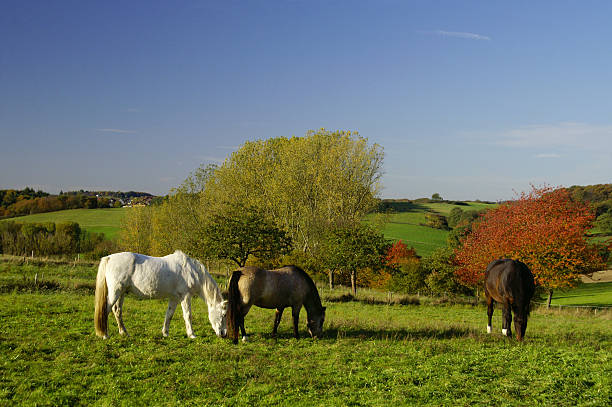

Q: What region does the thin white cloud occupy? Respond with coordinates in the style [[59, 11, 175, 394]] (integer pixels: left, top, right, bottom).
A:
[[434, 30, 491, 41], [493, 122, 612, 149], [95, 128, 138, 134], [534, 153, 561, 159]]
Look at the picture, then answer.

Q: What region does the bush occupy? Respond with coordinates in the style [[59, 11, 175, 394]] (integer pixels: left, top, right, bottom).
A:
[[421, 247, 472, 296], [387, 259, 426, 294], [84, 239, 119, 260], [0, 220, 115, 258], [594, 210, 612, 234], [424, 213, 449, 230]]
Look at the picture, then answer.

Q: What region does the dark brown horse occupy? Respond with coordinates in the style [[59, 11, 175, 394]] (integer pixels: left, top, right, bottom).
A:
[[227, 265, 326, 344], [485, 259, 535, 341]]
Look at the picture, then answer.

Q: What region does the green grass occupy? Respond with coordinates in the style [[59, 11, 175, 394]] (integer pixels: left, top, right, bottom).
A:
[[548, 282, 612, 307], [0, 260, 610, 406], [369, 201, 498, 257], [379, 222, 448, 257], [0, 208, 126, 239]]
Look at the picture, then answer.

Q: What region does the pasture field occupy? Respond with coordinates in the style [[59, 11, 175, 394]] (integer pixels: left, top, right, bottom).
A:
[[547, 282, 612, 307], [1, 260, 610, 406], [369, 201, 497, 257], [378, 222, 448, 257], [0, 208, 126, 239]]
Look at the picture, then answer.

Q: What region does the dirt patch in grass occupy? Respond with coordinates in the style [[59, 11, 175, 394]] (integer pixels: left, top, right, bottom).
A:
[[581, 269, 612, 283]]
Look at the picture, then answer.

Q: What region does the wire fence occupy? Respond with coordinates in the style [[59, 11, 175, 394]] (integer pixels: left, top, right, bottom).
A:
[[532, 301, 612, 310]]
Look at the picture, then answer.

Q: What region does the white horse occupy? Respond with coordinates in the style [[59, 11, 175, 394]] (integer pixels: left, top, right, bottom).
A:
[[94, 250, 227, 339]]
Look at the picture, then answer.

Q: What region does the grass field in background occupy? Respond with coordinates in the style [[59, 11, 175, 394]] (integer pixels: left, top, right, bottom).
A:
[[547, 282, 612, 307], [0, 260, 610, 406], [368, 201, 498, 257], [379, 222, 448, 257], [0, 208, 126, 239]]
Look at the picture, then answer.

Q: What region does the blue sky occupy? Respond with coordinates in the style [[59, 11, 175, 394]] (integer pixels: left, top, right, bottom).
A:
[[1, 0, 611, 201]]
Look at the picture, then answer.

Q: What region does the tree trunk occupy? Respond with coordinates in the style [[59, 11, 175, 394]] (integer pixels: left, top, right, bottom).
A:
[[350, 270, 357, 296], [328, 270, 334, 290], [547, 290, 554, 308]]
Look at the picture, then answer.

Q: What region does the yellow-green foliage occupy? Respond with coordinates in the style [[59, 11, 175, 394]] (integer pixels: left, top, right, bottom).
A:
[[119, 130, 384, 263]]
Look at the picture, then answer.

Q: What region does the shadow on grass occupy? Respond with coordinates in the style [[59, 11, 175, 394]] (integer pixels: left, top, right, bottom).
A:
[[326, 293, 421, 306], [257, 326, 479, 342], [320, 325, 477, 341], [378, 201, 430, 213]]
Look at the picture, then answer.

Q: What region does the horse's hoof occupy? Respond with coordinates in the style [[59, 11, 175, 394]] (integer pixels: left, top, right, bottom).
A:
[[242, 335, 249, 343], [188, 334, 196, 339], [162, 332, 169, 338], [103, 335, 109, 340], [501, 329, 508, 336], [487, 326, 492, 334]]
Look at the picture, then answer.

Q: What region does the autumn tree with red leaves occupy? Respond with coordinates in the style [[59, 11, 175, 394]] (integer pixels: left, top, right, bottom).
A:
[[385, 240, 418, 268], [454, 185, 608, 306]]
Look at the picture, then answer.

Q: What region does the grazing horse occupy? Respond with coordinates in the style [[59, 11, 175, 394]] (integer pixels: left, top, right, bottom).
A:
[[227, 265, 326, 344], [94, 250, 227, 339], [484, 259, 535, 341]]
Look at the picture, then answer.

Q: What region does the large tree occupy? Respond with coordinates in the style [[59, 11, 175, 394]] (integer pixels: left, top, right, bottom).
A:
[[201, 129, 383, 261], [118, 130, 383, 271], [454, 186, 607, 305], [321, 224, 389, 295]]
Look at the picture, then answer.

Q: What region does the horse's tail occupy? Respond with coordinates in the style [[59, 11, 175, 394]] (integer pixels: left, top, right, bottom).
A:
[[227, 269, 243, 344], [94, 256, 110, 338]]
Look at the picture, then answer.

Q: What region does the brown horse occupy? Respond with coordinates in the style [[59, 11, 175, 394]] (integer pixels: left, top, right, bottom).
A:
[[485, 259, 535, 341], [227, 265, 326, 344]]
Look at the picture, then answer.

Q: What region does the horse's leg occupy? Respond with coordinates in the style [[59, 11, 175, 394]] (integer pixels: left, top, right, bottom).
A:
[[272, 308, 284, 338], [112, 293, 128, 336], [239, 305, 250, 342], [486, 295, 494, 334], [291, 306, 301, 339], [180, 296, 196, 339], [502, 302, 512, 337], [106, 285, 125, 339], [162, 299, 179, 337]]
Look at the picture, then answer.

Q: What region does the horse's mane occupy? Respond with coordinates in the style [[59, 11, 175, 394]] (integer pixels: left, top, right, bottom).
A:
[[286, 265, 323, 310], [173, 250, 223, 304], [193, 258, 224, 303]]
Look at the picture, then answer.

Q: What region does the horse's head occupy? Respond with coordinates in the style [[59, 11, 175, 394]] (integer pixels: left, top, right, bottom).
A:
[[514, 310, 529, 342], [307, 306, 326, 338], [208, 300, 228, 338]]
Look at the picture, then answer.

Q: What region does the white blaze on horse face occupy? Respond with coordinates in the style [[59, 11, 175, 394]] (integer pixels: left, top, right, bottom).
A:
[[502, 328, 508, 336], [487, 325, 492, 334]]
